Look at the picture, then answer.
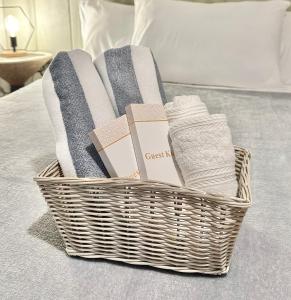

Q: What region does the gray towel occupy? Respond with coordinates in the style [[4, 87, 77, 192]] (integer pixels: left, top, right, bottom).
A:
[[42, 49, 116, 177], [94, 45, 167, 116]]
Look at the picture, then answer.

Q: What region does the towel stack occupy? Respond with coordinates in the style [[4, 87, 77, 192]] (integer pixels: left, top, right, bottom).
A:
[[42, 45, 237, 197], [165, 96, 238, 197], [43, 46, 166, 177]]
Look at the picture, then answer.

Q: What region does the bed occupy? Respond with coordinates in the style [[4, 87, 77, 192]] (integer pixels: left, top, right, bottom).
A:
[[2, 0, 291, 298], [0, 79, 290, 299]]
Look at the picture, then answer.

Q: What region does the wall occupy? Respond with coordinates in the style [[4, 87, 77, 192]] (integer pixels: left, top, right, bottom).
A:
[[1, 0, 82, 54], [0, 0, 82, 95]]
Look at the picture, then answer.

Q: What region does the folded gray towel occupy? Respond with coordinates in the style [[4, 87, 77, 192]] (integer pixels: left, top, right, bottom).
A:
[[43, 49, 116, 177], [94, 45, 167, 116]]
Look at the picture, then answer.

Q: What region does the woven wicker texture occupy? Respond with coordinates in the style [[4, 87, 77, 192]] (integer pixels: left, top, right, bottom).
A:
[[35, 146, 251, 275]]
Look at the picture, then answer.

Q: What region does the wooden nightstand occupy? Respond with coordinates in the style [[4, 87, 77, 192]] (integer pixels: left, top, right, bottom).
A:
[[0, 51, 52, 92]]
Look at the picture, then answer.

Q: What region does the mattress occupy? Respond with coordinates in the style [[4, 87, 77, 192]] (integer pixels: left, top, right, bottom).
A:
[[0, 80, 290, 300]]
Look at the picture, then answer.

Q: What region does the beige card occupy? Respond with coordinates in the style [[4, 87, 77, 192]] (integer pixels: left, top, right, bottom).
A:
[[90, 115, 140, 179], [126, 104, 183, 185]]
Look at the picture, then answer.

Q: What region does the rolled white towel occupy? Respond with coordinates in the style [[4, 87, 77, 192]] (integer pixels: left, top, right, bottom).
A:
[[165, 95, 209, 122], [165, 96, 238, 197]]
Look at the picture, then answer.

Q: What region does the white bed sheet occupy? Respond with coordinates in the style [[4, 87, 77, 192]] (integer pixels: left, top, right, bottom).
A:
[[0, 79, 43, 102]]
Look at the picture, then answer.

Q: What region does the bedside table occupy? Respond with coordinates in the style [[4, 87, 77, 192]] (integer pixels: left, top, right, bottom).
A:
[[0, 51, 52, 92]]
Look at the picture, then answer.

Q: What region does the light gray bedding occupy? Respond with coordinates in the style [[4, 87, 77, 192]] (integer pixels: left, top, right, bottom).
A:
[[0, 80, 290, 300]]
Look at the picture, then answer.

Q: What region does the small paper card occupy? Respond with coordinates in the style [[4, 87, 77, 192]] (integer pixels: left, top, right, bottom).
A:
[[126, 104, 182, 185], [90, 115, 140, 179]]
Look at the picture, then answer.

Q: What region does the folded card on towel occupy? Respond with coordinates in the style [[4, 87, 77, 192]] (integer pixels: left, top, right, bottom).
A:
[[126, 104, 183, 185], [90, 115, 140, 179]]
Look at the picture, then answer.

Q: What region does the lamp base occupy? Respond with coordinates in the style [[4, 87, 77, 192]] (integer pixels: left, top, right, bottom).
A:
[[0, 50, 28, 58]]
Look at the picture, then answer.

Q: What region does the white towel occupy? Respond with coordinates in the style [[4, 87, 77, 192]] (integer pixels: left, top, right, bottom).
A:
[[94, 45, 167, 116], [165, 95, 209, 121], [165, 96, 238, 197], [42, 49, 116, 177]]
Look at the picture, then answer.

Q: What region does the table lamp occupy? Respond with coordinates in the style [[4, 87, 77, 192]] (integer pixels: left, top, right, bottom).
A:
[[0, 6, 34, 57]]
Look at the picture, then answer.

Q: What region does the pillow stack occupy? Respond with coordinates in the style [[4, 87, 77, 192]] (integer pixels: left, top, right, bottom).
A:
[[132, 0, 290, 89], [80, 0, 291, 88], [80, 0, 134, 59]]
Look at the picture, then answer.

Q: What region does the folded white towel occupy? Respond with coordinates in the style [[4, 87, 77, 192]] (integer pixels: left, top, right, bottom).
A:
[[94, 45, 167, 116], [43, 49, 116, 177], [165, 96, 237, 197], [165, 95, 209, 121]]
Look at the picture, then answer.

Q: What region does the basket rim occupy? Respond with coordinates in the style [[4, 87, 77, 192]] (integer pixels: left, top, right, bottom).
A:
[[34, 146, 251, 209]]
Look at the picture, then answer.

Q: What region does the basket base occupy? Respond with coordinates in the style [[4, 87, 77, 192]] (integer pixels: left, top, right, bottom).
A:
[[66, 247, 230, 276]]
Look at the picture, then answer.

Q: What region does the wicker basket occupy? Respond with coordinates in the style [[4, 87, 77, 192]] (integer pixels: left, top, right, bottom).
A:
[[35, 146, 251, 275]]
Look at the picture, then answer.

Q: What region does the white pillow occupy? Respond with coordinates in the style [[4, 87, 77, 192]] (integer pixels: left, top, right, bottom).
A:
[[281, 13, 291, 84], [80, 0, 134, 59], [132, 0, 289, 88]]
